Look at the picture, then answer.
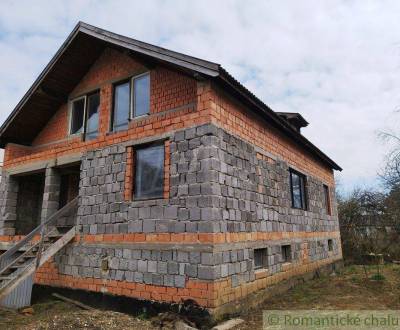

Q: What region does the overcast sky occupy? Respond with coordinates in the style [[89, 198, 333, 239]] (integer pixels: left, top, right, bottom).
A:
[[1, 0, 400, 193]]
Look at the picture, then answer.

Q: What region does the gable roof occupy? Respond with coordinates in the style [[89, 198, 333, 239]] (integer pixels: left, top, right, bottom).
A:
[[0, 22, 341, 171]]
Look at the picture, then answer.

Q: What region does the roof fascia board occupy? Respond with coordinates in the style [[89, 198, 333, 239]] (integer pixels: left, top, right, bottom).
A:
[[0, 25, 82, 140], [78, 24, 220, 77]]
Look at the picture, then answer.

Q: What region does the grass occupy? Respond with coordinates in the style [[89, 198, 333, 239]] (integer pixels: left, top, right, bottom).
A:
[[1, 264, 399, 330], [236, 264, 400, 329], [370, 273, 386, 281]]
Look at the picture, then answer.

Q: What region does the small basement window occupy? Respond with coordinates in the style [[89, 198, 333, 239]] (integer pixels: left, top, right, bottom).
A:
[[134, 144, 164, 200], [289, 169, 307, 210], [281, 245, 292, 263], [254, 248, 268, 270], [328, 239, 333, 252]]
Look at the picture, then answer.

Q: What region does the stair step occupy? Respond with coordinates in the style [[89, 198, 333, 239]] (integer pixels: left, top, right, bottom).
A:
[[0, 276, 14, 281], [9, 264, 28, 269]]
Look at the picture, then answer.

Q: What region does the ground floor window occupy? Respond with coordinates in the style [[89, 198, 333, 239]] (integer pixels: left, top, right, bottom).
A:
[[134, 144, 164, 200], [289, 169, 308, 210]]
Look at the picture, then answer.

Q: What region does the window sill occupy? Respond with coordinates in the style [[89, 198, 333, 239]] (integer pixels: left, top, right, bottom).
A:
[[291, 206, 307, 211], [127, 198, 169, 208], [130, 114, 149, 122], [69, 132, 84, 140]]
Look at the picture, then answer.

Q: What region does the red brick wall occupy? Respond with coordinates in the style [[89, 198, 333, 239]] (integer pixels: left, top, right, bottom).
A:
[[208, 84, 335, 185], [4, 49, 335, 188], [4, 48, 202, 169]]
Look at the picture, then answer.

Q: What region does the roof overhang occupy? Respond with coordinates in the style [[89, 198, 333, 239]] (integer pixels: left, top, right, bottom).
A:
[[0, 22, 342, 171]]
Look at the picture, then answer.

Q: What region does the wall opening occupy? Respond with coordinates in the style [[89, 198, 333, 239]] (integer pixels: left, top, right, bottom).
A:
[[15, 172, 45, 235], [58, 164, 81, 208]]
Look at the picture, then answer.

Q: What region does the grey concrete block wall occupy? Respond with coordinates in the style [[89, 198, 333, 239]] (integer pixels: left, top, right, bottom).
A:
[[41, 167, 61, 222], [0, 123, 341, 292], [0, 173, 18, 235]]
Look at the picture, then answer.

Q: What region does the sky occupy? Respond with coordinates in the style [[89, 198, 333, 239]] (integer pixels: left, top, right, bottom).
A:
[[1, 0, 400, 193]]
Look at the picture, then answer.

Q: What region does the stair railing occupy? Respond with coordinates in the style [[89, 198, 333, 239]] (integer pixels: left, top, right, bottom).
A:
[[0, 197, 78, 270]]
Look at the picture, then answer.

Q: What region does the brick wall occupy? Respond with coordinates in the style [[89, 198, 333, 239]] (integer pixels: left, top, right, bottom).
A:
[[0, 48, 342, 316], [208, 85, 335, 185], [4, 48, 201, 168], [29, 124, 341, 313]]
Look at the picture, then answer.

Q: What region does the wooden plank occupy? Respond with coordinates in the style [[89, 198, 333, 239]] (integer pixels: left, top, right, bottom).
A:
[[0, 198, 77, 265], [0, 227, 76, 302], [52, 293, 95, 310]]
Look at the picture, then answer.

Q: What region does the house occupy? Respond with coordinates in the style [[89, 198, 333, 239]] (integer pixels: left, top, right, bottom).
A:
[[0, 22, 342, 319]]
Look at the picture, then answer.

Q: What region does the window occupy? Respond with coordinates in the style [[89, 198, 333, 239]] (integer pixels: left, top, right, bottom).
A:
[[70, 96, 85, 135], [289, 169, 307, 210], [85, 92, 100, 140], [133, 73, 150, 117], [70, 91, 100, 140], [254, 248, 268, 270], [113, 81, 130, 132], [323, 184, 331, 215], [134, 144, 164, 200], [281, 245, 292, 263], [328, 239, 333, 252], [112, 73, 150, 131]]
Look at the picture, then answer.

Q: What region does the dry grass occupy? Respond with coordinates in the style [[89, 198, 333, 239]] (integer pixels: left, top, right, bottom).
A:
[[0, 300, 157, 330], [236, 264, 400, 329], [1, 265, 399, 330]]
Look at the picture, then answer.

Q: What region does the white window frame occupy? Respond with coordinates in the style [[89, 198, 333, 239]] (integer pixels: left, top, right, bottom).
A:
[[130, 72, 150, 120], [69, 95, 87, 136]]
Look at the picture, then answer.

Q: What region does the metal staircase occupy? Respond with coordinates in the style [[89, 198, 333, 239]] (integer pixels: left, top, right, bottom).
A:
[[0, 197, 78, 305]]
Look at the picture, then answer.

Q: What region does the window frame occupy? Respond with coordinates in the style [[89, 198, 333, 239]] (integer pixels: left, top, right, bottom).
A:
[[69, 95, 87, 136], [254, 248, 269, 270], [281, 244, 292, 263], [130, 72, 151, 119], [85, 90, 101, 140], [323, 184, 332, 215], [133, 142, 165, 201], [69, 90, 101, 140], [111, 72, 150, 132], [111, 79, 131, 132], [289, 169, 308, 210]]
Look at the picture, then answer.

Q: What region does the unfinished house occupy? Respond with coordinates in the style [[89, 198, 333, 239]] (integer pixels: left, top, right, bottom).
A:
[[0, 22, 342, 318]]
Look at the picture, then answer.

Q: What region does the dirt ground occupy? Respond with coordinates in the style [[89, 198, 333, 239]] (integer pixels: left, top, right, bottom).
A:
[[0, 264, 399, 330]]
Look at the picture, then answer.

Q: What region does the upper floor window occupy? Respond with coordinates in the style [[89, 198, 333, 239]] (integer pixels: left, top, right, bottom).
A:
[[134, 143, 164, 200], [85, 92, 100, 140], [70, 97, 85, 135], [323, 184, 331, 215], [289, 169, 307, 210], [70, 91, 100, 140], [112, 72, 150, 132]]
